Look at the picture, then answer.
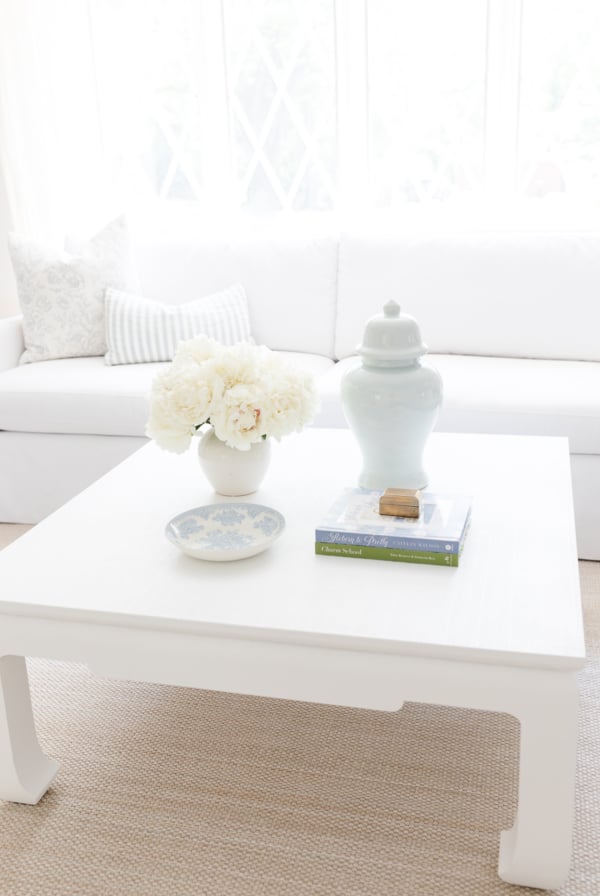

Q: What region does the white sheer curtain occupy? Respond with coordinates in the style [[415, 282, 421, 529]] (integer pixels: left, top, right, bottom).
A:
[[1, 0, 599, 241], [0, 0, 106, 241]]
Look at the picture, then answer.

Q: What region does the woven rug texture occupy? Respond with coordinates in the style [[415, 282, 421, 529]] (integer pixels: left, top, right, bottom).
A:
[[0, 524, 598, 895]]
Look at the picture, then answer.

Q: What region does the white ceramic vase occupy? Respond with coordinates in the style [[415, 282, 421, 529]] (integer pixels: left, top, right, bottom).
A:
[[341, 300, 443, 490], [197, 427, 271, 496]]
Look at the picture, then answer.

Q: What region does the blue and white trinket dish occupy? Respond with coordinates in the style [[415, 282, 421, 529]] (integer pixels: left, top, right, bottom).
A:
[[165, 503, 285, 562]]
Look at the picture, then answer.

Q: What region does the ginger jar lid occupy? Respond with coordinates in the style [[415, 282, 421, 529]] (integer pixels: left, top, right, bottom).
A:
[[358, 300, 427, 366]]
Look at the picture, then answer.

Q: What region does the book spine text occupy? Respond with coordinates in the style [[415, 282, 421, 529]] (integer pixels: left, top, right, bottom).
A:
[[315, 529, 460, 553], [315, 542, 459, 566]]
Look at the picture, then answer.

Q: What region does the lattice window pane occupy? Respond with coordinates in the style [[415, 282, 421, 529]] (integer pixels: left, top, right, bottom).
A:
[[89, 0, 205, 203], [518, 0, 600, 201], [224, 0, 336, 211], [367, 0, 487, 205]]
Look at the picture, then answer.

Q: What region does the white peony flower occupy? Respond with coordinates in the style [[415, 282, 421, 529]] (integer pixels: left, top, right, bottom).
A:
[[173, 334, 219, 367], [258, 357, 319, 438], [145, 405, 196, 454], [210, 382, 266, 450]]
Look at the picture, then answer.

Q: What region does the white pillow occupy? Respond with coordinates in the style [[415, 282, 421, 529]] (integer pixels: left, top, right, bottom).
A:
[[9, 216, 135, 364], [104, 283, 253, 365]]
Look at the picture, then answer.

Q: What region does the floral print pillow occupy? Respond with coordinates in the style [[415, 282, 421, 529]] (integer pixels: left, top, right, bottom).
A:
[[9, 216, 136, 364]]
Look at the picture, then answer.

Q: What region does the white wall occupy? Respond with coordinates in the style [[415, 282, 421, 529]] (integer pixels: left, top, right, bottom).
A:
[[0, 159, 17, 318]]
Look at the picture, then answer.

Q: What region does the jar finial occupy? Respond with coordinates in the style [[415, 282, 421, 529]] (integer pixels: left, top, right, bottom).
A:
[[384, 300, 401, 318]]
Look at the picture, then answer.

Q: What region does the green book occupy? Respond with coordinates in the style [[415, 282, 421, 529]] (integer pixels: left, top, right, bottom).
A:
[[315, 541, 459, 567]]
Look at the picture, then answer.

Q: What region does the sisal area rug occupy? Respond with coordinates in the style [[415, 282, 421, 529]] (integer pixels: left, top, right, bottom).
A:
[[0, 524, 598, 895]]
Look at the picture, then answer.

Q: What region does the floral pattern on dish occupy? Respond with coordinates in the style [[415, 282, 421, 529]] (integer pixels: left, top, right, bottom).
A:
[[165, 503, 285, 562]]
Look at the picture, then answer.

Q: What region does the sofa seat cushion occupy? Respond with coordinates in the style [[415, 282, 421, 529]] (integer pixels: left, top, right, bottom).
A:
[[317, 354, 600, 453], [0, 353, 335, 438]]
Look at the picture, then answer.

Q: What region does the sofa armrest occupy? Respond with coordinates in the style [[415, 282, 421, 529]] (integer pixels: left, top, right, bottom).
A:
[[0, 316, 24, 372]]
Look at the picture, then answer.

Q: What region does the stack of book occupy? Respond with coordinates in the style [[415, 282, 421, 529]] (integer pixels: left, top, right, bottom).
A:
[[315, 489, 471, 567]]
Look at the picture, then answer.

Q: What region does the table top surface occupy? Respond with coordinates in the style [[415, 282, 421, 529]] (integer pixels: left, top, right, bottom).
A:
[[0, 429, 585, 669]]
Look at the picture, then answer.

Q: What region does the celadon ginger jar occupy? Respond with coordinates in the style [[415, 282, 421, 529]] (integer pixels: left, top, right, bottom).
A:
[[340, 300, 443, 490]]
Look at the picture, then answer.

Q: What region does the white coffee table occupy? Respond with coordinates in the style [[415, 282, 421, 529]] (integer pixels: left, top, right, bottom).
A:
[[0, 429, 585, 889]]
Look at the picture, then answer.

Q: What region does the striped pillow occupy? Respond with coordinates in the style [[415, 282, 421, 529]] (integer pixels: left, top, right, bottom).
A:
[[104, 284, 253, 365]]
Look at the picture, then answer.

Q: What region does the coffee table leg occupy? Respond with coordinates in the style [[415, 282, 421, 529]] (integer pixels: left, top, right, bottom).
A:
[[498, 670, 579, 890], [0, 656, 59, 804]]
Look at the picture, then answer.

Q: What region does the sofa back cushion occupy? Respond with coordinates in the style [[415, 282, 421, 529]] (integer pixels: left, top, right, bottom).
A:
[[336, 231, 600, 361], [131, 228, 338, 358]]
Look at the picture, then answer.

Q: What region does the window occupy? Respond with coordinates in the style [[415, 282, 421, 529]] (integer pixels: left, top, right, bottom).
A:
[[367, 0, 487, 205], [518, 0, 600, 199], [225, 0, 337, 211], [4, 0, 600, 233]]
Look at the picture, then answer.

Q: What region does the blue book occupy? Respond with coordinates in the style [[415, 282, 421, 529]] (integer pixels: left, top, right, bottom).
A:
[[316, 489, 472, 554]]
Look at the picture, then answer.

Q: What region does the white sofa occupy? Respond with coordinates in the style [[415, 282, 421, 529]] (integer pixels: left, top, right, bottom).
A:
[[1, 225, 599, 559]]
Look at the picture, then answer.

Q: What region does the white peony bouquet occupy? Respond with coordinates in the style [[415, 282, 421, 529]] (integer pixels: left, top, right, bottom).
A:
[[146, 337, 319, 452]]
